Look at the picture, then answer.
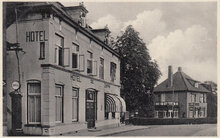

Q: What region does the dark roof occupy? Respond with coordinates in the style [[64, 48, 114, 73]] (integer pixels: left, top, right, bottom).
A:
[[154, 71, 210, 93], [64, 5, 88, 13], [92, 28, 111, 33]]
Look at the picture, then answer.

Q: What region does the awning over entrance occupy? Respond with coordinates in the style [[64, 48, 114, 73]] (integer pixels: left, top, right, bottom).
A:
[[116, 95, 126, 112], [105, 94, 126, 113]]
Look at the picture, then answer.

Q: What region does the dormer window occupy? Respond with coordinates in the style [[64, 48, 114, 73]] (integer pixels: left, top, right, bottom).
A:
[[195, 82, 199, 88]]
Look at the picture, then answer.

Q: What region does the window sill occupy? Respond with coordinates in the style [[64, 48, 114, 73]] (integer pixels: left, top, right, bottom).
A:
[[24, 124, 42, 127]]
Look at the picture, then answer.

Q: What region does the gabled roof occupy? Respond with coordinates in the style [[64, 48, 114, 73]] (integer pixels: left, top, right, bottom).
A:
[[154, 71, 210, 93]]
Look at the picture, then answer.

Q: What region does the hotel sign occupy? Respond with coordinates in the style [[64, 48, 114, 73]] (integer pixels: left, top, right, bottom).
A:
[[26, 31, 48, 42], [70, 74, 81, 82]]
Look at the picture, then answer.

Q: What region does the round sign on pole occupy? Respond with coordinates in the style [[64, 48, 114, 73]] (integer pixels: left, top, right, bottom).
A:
[[12, 81, 20, 90]]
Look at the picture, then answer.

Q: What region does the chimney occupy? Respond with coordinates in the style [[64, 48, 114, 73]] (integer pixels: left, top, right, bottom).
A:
[[178, 67, 182, 72], [168, 65, 173, 87], [64, 2, 88, 27], [91, 26, 111, 44]]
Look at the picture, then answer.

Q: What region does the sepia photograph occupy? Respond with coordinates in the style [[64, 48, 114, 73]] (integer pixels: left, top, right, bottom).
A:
[[2, 1, 217, 136]]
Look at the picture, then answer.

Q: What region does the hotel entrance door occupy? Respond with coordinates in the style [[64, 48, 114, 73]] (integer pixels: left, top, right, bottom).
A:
[[86, 89, 97, 128]]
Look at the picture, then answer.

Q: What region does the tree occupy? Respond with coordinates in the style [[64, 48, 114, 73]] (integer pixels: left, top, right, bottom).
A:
[[114, 25, 161, 117]]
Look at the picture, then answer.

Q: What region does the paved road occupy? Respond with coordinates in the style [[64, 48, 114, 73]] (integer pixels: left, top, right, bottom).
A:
[[108, 124, 217, 136]]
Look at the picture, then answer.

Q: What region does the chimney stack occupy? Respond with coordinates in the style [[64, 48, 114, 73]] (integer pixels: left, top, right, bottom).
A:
[[178, 67, 182, 72], [64, 3, 88, 27], [168, 65, 173, 87]]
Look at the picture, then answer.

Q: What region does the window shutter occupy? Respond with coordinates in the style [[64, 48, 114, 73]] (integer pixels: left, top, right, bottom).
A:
[[63, 48, 70, 67], [92, 60, 97, 76], [79, 54, 85, 72]]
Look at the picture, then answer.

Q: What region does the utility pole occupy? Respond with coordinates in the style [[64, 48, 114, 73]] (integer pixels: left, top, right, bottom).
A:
[[3, 2, 8, 136]]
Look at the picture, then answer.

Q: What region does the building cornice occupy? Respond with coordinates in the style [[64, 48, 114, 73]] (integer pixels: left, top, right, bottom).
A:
[[41, 64, 121, 88]]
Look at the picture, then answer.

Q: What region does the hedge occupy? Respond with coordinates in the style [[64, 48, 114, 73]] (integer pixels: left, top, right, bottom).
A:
[[130, 117, 217, 125]]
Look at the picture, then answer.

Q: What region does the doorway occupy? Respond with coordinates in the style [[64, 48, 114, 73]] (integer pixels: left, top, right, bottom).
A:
[[86, 89, 97, 128]]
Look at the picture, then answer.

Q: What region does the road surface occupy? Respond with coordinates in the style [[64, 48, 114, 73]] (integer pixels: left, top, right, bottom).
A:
[[108, 124, 217, 136]]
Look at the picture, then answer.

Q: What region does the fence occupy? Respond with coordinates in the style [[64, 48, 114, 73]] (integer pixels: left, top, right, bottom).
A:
[[130, 117, 217, 125]]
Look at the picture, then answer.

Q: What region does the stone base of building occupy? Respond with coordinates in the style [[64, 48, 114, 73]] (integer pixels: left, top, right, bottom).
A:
[[20, 119, 121, 136]]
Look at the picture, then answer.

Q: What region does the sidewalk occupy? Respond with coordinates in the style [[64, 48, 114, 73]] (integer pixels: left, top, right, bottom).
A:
[[64, 125, 149, 136]]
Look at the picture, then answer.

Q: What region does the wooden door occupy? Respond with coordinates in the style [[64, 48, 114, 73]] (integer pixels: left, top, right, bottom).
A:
[[86, 90, 97, 128]]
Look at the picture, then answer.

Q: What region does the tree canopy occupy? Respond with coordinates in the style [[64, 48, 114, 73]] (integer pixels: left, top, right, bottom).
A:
[[114, 25, 161, 117]]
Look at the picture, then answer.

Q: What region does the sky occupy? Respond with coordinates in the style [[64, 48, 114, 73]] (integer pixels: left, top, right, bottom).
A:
[[62, 2, 217, 84]]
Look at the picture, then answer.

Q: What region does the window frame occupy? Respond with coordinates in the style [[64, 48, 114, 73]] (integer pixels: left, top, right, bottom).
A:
[[72, 87, 79, 122], [55, 34, 64, 66], [110, 62, 117, 82], [27, 81, 41, 124], [99, 57, 104, 79], [55, 84, 64, 123], [191, 93, 196, 103], [72, 43, 80, 69], [39, 42, 45, 60], [87, 51, 93, 74]]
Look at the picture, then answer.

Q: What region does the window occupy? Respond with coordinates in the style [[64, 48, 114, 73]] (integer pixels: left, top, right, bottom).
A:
[[55, 85, 63, 123], [72, 88, 79, 121], [72, 53, 78, 68], [99, 58, 104, 79], [195, 82, 199, 88], [72, 43, 80, 69], [87, 51, 93, 74], [191, 93, 196, 103], [110, 62, 117, 82], [161, 93, 165, 102], [27, 82, 41, 124], [40, 42, 45, 59], [203, 93, 206, 103], [55, 34, 65, 66], [199, 94, 204, 103]]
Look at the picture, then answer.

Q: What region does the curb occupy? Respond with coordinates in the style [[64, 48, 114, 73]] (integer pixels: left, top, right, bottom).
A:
[[98, 126, 150, 136]]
